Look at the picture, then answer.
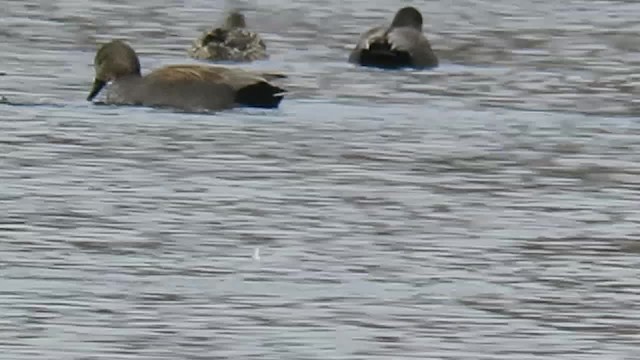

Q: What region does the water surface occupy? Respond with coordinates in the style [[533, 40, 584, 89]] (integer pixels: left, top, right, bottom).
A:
[[1, 1, 639, 359]]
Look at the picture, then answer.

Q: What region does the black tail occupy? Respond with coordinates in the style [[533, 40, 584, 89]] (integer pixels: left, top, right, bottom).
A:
[[359, 41, 412, 69], [235, 81, 285, 108]]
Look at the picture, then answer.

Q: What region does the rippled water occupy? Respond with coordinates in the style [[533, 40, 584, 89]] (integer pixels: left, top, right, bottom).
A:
[[1, 0, 640, 359]]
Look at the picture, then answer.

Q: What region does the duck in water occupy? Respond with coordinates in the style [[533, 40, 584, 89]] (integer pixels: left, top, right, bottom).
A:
[[349, 6, 438, 70], [87, 40, 285, 112], [188, 10, 268, 63]]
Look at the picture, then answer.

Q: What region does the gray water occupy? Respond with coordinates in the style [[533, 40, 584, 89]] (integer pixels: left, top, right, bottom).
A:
[[1, 0, 640, 359]]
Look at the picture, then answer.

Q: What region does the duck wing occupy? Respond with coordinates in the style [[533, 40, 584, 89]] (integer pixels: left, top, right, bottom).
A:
[[348, 26, 387, 63], [386, 27, 438, 68], [146, 65, 285, 109]]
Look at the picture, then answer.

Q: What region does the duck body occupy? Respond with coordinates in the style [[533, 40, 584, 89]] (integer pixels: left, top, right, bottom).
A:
[[349, 7, 438, 70], [87, 40, 284, 111], [188, 11, 268, 63]]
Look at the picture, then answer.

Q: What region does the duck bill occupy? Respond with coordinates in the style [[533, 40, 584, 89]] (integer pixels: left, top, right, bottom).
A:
[[87, 79, 106, 101]]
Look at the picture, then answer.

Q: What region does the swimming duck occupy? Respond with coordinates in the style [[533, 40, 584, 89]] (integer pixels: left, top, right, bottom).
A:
[[87, 40, 285, 111], [349, 6, 438, 69], [188, 10, 268, 63]]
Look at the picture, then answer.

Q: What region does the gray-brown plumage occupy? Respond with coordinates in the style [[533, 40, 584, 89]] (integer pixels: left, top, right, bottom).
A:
[[188, 11, 268, 63], [349, 7, 438, 69], [87, 40, 285, 111]]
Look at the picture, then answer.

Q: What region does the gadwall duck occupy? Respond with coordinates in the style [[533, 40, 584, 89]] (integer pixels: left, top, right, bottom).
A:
[[349, 6, 438, 69], [87, 40, 285, 111], [188, 10, 268, 63]]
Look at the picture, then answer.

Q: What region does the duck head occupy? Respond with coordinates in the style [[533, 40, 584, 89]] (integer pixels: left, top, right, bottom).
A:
[[224, 11, 247, 29], [390, 6, 423, 30], [87, 40, 141, 101]]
